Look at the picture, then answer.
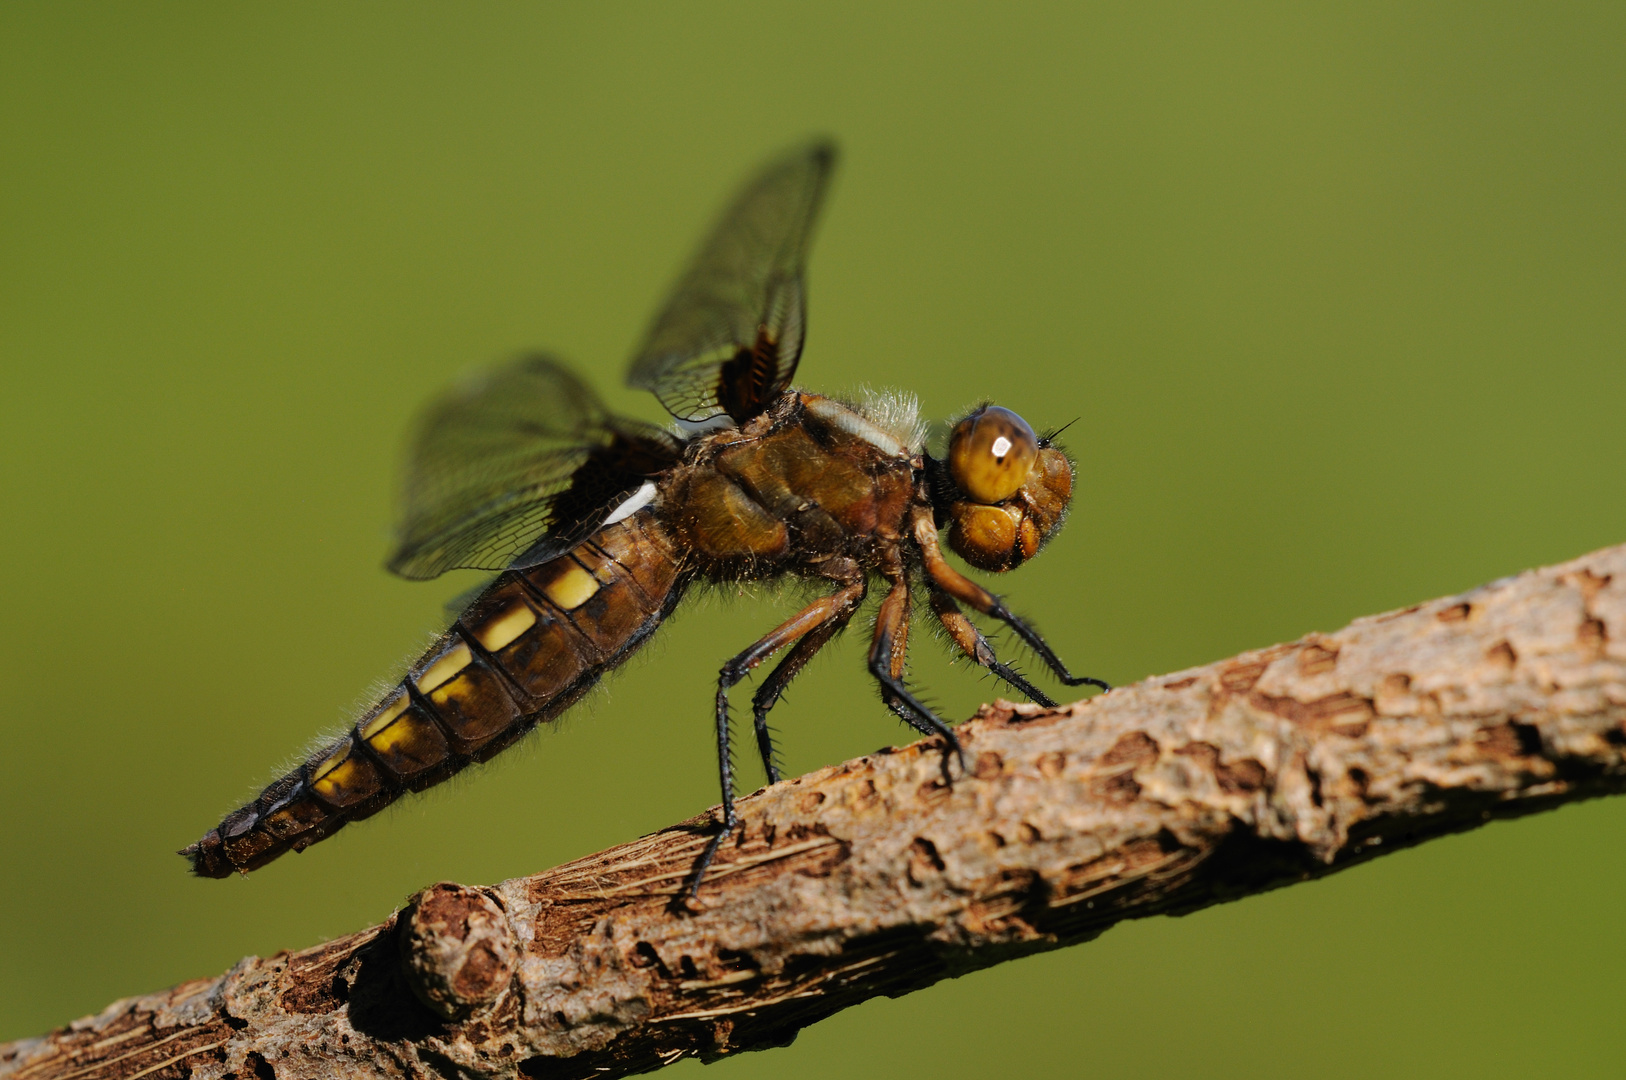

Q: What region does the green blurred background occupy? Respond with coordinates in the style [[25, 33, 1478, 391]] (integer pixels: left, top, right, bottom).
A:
[[3, 3, 1623, 1075]]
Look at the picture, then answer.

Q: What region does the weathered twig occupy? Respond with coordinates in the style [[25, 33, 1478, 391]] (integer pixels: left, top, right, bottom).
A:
[[5, 543, 1623, 1080]]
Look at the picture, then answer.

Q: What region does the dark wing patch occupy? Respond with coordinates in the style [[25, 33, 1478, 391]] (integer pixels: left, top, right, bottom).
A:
[[627, 140, 836, 424], [387, 355, 678, 580]]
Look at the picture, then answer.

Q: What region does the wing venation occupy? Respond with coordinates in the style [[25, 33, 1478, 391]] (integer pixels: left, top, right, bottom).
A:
[[627, 139, 837, 423], [388, 355, 676, 580]]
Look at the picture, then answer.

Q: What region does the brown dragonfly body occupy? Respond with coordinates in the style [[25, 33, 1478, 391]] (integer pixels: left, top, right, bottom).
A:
[[185, 142, 1106, 889], [186, 513, 682, 876]]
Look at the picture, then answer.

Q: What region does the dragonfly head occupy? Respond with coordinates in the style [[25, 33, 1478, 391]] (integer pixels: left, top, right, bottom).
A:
[[937, 405, 1074, 572]]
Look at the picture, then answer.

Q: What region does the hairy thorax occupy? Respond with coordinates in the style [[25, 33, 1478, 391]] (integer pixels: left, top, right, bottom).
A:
[[658, 392, 919, 577]]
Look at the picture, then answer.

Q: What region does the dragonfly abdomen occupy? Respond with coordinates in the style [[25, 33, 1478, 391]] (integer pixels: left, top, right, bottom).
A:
[[184, 510, 683, 877]]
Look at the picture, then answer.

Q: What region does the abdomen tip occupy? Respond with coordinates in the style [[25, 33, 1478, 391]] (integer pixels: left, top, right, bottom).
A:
[[182, 832, 236, 878]]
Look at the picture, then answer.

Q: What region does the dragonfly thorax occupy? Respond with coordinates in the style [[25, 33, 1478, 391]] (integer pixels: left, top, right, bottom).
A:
[[660, 391, 919, 573]]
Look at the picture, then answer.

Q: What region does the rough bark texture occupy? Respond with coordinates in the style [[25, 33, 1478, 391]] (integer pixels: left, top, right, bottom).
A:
[[6, 543, 1625, 1080]]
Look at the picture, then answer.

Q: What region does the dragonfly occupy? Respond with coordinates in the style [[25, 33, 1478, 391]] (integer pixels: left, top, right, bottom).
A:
[[183, 140, 1109, 893]]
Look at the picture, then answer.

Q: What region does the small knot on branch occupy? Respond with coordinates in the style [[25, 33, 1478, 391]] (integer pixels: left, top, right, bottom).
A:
[[399, 882, 516, 1021]]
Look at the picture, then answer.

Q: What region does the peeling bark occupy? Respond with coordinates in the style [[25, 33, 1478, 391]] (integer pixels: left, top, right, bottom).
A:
[[5, 543, 1624, 1080]]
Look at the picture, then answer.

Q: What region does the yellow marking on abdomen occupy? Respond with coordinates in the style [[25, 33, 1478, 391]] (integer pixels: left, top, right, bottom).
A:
[[367, 707, 431, 758], [416, 641, 472, 693], [471, 600, 537, 652], [309, 740, 378, 806], [310, 741, 350, 784], [357, 692, 448, 777], [538, 562, 600, 611], [358, 692, 410, 740]]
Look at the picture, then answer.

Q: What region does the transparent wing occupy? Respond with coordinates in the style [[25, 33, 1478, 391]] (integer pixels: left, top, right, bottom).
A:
[[387, 355, 675, 580], [627, 139, 837, 423]]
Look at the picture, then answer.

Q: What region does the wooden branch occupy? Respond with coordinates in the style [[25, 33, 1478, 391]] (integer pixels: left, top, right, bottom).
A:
[[6, 543, 1624, 1080]]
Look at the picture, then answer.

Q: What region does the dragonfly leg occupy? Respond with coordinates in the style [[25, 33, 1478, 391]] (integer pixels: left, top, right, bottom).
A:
[[910, 507, 1110, 692], [929, 588, 1057, 707], [749, 612, 854, 783], [691, 579, 866, 899], [868, 569, 967, 779]]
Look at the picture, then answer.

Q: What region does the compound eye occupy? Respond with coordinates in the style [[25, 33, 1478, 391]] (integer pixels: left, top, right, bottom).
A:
[[948, 406, 1039, 504]]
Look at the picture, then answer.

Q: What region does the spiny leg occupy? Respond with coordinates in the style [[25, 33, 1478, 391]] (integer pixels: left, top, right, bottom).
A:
[[868, 571, 967, 777], [929, 589, 1057, 707], [749, 611, 854, 783], [911, 507, 1110, 692], [691, 580, 866, 900]]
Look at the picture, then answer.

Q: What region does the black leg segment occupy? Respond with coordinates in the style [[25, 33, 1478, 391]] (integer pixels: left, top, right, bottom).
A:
[[869, 573, 966, 779], [688, 580, 865, 899], [928, 589, 1058, 706]]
